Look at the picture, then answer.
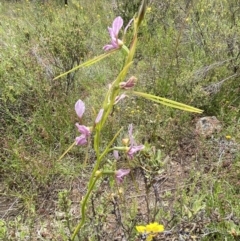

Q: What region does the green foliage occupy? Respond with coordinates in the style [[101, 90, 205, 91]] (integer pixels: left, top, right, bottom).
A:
[[113, 0, 141, 23], [33, 3, 91, 91], [0, 220, 7, 239], [137, 0, 239, 116]]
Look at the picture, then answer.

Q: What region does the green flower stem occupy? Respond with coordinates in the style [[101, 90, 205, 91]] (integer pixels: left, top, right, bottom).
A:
[[71, 128, 122, 239], [108, 147, 128, 152], [102, 61, 133, 113], [89, 127, 123, 188], [102, 170, 115, 175], [71, 174, 100, 241], [83, 136, 91, 167], [98, 127, 123, 161], [125, 34, 137, 67]]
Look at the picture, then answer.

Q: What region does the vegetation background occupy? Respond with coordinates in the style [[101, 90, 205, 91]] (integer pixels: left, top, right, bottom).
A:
[[0, 0, 239, 240]]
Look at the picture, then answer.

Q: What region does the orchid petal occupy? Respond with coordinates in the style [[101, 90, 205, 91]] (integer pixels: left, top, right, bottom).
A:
[[112, 16, 123, 37], [120, 76, 137, 89], [103, 44, 115, 51], [75, 135, 88, 145], [75, 123, 91, 136], [103, 16, 124, 51], [128, 145, 145, 159], [113, 150, 119, 160], [95, 108, 104, 124], [115, 169, 130, 183], [127, 124, 144, 159], [128, 124, 134, 146], [75, 99, 85, 118], [114, 93, 127, 105]]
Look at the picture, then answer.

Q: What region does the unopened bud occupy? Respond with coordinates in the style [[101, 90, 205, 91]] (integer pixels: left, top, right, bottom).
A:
[[117, 39, 124, 47], [122, 138, 129, 146], [118, 187, 124, 195], [119, 76, 137, 90], [95, 170, 102, 177]]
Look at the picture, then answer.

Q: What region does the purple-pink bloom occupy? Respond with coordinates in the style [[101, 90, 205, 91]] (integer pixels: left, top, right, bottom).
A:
[[114, 93, 127, 105], [115, 169, 130, 183], [75, 135, 88, 145], [128, 124, 135, 146], [75, 123, 90, 135], [95, 108, 104, 124], [75, 99, 85, 119], [119, 76, 137, 90], [75, 123, 91, 146], [127, 145, 145, 159], [127, 124, 144, 159], [103, 16, 124, 51]]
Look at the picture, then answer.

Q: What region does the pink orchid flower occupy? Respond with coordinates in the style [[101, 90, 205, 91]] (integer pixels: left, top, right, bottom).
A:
[[103, 16, 124, 51], [115, 169, 130, 183], [119, 76, 137, 90], [75, 123, 91, 145], [127, 124, 144, 159], [75, 99, 85, 119], [74, 99, 91, 145]]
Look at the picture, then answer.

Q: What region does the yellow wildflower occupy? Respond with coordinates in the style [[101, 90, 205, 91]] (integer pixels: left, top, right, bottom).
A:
[[146, 222, 164, 232], [226, 135, 231, 140], [136, 222, 164, 241]]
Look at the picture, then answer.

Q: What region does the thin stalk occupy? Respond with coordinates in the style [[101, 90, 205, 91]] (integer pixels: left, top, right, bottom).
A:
[[57, 142, 75, 162], [71, 175, 100, 241]]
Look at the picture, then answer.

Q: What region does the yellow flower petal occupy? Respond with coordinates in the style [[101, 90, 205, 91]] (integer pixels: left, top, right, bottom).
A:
[[146, 222, 164, 233], [136, 225, 146, 233]]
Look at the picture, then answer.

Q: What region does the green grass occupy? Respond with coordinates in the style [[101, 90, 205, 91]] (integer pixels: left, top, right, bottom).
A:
[[0, 0, 240, 240]]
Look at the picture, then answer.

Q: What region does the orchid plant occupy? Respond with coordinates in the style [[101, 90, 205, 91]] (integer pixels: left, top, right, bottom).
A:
[[54, 0, 202, 240]]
